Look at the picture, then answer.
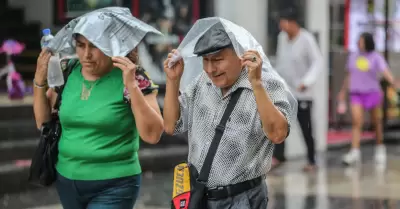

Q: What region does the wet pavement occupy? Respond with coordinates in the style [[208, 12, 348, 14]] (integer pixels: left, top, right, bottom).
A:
[[1, 144, 400, 209]]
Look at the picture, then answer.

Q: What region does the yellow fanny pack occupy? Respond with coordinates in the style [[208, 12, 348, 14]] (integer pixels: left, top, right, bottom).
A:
[[171, 163, 191, 209]]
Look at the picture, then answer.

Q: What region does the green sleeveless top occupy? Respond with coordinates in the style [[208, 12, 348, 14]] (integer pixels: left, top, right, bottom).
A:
[[56, 62, 157, 180]]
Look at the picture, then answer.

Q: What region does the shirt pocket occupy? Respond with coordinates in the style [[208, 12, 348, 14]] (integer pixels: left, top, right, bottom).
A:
[[224, 109, 254, 143]]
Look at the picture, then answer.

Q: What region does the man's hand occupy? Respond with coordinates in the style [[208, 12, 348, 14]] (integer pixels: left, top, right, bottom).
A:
[[241, 50, 263, 84], [297, 84, 307, 92], [164, 49, 184, 82]]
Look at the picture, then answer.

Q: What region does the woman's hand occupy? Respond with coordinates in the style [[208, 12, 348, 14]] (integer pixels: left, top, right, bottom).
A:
[[112, 56, 138, 89], [34, 48, 52, 85], [163, 49, 184, 81]]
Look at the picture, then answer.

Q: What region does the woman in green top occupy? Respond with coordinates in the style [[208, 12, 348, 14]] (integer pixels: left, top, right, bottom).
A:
[[33, 33, 164, 208]]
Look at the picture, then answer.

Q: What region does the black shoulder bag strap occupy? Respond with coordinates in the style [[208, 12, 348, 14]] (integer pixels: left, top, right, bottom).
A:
[[53, 59, 79, 111], [197, 88, 244, 183]]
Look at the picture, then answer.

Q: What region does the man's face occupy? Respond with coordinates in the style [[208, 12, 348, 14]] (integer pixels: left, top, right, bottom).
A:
[[279, 19, 291, 32], [202, 48, 242, 89]]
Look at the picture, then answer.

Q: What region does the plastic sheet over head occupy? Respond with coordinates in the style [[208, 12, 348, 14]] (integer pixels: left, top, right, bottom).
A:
[[47, 7, 162, 57], [175, 17, 298, 125]]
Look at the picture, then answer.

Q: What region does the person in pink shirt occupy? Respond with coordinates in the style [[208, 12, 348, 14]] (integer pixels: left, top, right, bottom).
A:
[[338, 32, 395, 165]]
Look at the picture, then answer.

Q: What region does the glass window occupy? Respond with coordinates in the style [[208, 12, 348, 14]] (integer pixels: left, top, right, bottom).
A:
[[329, 1, 345, 50]]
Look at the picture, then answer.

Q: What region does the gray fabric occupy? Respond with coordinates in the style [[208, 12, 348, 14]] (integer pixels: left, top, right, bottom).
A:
[[193, 22, 232, 56], [207, 182, 268, 209]]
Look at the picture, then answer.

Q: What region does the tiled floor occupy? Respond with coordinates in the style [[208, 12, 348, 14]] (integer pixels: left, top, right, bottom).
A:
[[1, 144, 399, 209]]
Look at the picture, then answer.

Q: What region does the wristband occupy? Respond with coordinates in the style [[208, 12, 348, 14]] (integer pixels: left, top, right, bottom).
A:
[[33, 79, 47, 88]]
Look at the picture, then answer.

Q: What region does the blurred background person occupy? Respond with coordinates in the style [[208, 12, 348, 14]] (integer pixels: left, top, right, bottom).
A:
[[338, 32, 395, 165], [272, 7, 323, 172]]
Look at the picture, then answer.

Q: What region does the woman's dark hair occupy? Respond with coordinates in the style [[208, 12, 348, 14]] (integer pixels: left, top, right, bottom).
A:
[[360, 32, 375, 52]]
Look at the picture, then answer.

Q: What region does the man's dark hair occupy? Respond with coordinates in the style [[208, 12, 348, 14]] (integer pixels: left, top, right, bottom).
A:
[[360, 32, 375, 52], [279, 7, 299, 22]]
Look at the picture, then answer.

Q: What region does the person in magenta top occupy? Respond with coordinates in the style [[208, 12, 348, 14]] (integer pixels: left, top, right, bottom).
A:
[[338, 32, 395, 165]]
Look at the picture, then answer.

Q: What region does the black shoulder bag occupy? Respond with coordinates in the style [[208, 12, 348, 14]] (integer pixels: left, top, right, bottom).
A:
[[28, 59, 78, 187], [171, 88, 243, 209]]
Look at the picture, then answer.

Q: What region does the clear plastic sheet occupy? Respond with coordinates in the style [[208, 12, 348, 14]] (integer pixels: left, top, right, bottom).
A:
[[47, 7, 162, 57], [171, 17, 298, 125]]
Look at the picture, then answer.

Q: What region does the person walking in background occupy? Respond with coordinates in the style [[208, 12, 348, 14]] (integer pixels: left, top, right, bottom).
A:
[[272, 7, 323, 172], [33, 8, 164, 209], [338, 32, 395, 166]]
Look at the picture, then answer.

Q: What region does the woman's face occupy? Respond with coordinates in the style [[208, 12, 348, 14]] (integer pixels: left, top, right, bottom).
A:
[[75, 35, 112, 75], [358, 36, 365, 51]]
